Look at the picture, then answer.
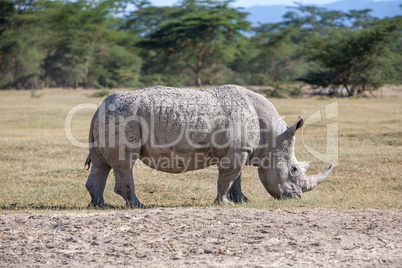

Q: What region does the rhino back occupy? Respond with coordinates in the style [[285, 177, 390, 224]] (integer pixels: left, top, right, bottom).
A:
[[101, 85, 276, 172]]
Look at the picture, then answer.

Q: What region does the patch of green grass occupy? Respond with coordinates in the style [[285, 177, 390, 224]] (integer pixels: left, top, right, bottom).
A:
[[30, 89, 43, 98], [91, 88, 112, 98]]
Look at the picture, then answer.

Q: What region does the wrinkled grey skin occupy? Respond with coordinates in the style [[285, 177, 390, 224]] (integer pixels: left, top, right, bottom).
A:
[[85, 85, 333, 208]]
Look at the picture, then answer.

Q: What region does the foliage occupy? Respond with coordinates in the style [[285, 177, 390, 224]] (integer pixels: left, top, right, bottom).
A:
[[300, 18, 400, 96], [0, 0, 400, 96], [91, 87, 113, 97], [251, 24, 299, 83], [137, 0, 250, 86], [0, 0, 45, 89]]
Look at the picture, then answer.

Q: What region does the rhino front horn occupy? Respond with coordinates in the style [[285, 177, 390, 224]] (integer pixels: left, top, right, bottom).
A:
[[300, 164, 334, 192]]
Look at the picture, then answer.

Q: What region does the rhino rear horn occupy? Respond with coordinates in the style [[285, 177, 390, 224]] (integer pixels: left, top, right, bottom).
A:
[[299, 161, 313, 173]]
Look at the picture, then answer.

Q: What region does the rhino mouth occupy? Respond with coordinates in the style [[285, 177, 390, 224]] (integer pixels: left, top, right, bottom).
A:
[[277, 184, 302, 199]]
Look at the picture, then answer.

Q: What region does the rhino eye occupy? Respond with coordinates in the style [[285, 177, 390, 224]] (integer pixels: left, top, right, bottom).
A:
[[291, 166, 298, 176]]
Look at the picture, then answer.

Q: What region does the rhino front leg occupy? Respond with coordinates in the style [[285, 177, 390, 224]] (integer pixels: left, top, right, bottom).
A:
[[113, 165, 145, 208], [85, 153, 111, 208], [228, 174, 249, 203]]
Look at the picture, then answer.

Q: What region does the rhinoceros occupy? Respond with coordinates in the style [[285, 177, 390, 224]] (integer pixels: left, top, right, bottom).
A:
[[85, 85, 333, 207]]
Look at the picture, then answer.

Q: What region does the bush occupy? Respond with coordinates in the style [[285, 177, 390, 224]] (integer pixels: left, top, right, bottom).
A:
[[91, 88, 112, 98]]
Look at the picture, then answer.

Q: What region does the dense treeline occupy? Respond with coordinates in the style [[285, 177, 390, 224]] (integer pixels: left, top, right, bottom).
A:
[[0, 0, 400, 96]]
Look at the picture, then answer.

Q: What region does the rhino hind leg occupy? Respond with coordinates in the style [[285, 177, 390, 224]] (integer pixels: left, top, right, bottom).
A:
[[215, 151, 249, 205], [228, 174, 249, 203], [113, 159, 145, 209], [214, 169, 242, 205], [85, 152, 111, 208]]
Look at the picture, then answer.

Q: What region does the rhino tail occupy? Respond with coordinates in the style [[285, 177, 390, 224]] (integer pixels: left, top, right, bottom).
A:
[[85, 154, 91, 170], [85, 110, 97, 170]]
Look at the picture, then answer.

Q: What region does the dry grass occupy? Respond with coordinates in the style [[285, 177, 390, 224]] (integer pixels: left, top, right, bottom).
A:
[[0, 88, 401, 212]]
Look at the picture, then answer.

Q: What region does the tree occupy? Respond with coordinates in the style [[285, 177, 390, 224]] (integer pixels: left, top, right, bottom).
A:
[[251, 24, 299, 82], [89, 44, 141, 88], [300, 18, 400, 96], [282, 4, 348, 39], [137, 0, 250, 86], [42, 0, 116, 88], [0, 0, 45, 89], [120, 0, 179, 37]]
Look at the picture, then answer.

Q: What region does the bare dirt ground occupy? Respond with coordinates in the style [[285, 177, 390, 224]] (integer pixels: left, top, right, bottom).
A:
[[0, 208, 401, 267]]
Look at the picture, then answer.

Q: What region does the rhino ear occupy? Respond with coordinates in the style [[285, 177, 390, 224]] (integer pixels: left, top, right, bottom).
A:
[[289, 117, 304, 136], [278, 117, 304, 142]]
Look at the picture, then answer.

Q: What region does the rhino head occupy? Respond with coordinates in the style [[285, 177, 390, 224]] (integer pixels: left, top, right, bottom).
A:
[[258, 117, 334, 199]]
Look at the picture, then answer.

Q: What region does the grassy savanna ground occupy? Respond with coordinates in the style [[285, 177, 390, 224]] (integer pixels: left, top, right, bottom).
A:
[[0, 87, 401, 212]]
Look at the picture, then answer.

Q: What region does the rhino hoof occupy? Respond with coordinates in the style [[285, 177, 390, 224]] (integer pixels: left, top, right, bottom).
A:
[[229, 194, 249, 203], [126, 201, 147, 209], [214, 194, 235, 205], [88, 202, 105, 209]]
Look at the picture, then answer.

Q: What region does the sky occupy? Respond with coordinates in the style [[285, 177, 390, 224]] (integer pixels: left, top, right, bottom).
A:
[[149, 0, 399, 8]]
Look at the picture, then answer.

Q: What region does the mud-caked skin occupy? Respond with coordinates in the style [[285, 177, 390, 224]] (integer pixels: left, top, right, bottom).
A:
[[85, 85, 333, 208]]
